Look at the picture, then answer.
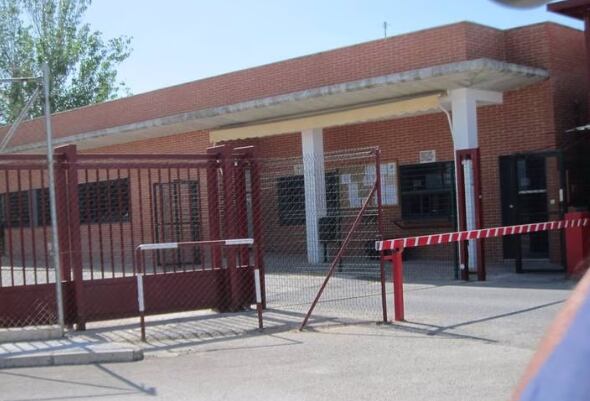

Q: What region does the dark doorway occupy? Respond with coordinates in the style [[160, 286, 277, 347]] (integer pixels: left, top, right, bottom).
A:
[[499, 152, 565, 272], [153, 180, 201, 268]]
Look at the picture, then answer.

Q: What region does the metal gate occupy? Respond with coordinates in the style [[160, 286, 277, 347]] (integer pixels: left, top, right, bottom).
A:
[[0, 145, 259, 328]]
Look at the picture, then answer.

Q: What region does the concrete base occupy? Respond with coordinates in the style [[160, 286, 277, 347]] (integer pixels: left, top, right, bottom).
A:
[[0, 341, 143, 369], [0, 326, 63, 344]]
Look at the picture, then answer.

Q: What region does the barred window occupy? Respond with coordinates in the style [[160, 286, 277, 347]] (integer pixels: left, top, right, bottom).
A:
[[35, 178, 130, 225], [399, 162, 455, 220], [0, 191, 31, 226], [79, 178, 130, 224]]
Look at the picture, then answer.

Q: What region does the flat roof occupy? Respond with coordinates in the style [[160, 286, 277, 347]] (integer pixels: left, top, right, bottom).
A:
[[5, 58, 548, 153]]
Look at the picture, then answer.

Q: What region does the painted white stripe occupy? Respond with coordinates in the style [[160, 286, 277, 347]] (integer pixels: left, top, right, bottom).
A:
[[139, 242, 178, 250], [254, 269, 262, 304], [427, 235, 433, 245], [225, 238, 254, 246], [137, 274, 145, 312]]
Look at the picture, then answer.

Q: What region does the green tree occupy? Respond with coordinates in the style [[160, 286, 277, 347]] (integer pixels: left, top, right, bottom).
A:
[[0, 0, 131, 124]]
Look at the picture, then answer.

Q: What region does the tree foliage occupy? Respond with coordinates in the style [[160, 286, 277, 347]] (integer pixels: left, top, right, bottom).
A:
[[0, 0, 131, 124]]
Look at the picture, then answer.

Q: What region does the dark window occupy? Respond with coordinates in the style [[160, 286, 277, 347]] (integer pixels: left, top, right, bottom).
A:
[[35, 178, 130, 225], [276, 172, 341, 226], [400, 162, 455, 220], [79, 178, 130, 224], [36, 188, 51, 226], [0, 191, 31, 226], [277, 175, 305, 226]]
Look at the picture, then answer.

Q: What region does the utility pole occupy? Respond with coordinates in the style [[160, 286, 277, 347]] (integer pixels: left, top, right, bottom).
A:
[[42, 62, 65, 334]]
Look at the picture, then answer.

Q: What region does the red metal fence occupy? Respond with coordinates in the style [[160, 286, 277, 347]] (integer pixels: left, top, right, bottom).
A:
[[0, 145, 261, 328]]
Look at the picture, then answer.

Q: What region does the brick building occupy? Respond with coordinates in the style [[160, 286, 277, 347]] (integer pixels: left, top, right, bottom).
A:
[[0, 21, 588, 275]]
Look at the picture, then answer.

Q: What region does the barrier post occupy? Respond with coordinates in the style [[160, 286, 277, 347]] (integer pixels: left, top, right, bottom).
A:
[[392, 249, 404, 322], [565, 211, 590, 276], [254, 266, 263, 329], [135, 248, 146, 342]]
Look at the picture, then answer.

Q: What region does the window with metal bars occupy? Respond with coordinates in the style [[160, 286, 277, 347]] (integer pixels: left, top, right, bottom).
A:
[[35, 178, 130, 225], [0, 191, 31, 226], [399, 162, 455, 220]]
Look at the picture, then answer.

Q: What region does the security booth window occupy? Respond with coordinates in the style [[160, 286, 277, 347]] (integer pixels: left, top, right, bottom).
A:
[[399, 162, 455, 220]]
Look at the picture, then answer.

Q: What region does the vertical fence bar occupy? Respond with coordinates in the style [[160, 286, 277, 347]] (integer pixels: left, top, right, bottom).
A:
[[223, 146, 239, 310], [249, 156, 266, 307], [392, 249, 405, 322], [129, 168, 136, 274], [374, 148, 387, 323], [117, 169, 125, 276], [95, 169, 105, 278], [83, 169, 94, 280], [54, 155, 71, 282], [234, 160, 249, 266], [28, 169, 37, 284], [60, 145, 85, 330], [176, 167, 186, 272], [471, 149, 486, 281], [4, 170, 14, 286], [40, 170, 49, 283], [106, 169, 115, 278], [167, 168, 178, 272], [16, 169, 26, 286], [157, 169, 165, 273], [206, 147, 222, 270], [147, 169, 158, 274]]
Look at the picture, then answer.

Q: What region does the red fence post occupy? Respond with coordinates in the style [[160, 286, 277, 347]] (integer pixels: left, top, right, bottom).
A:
[[374, 148, 388, 323], [206, 146, 222, 269], [249, 152, 266, 308], [222, 146, 240, 311], [392, 249, 405, 322], [56, 145, 85, 330], [53, 150, 71, 283]]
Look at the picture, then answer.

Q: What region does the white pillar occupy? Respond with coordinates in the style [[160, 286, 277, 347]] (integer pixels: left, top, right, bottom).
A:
[[301, 128, 327, 264], [449, 88, 502, 272]]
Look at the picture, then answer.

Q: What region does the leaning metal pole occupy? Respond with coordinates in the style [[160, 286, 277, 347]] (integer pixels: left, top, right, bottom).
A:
[[42, 63, 65, 334]]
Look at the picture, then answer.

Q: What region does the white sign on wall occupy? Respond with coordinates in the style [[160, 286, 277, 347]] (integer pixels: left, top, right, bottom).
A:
[[419, 150, 437, 164]]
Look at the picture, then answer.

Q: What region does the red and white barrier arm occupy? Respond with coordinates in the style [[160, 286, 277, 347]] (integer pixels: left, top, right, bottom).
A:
[[376, 218, 589, 252], [137, 238, 254, 251]]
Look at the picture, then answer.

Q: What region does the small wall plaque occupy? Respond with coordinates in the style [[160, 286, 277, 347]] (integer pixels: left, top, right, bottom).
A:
[[419, 150, 436, 164]]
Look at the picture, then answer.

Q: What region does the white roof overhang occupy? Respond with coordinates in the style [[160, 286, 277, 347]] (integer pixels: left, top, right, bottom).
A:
[[7, 58, 548, 152]]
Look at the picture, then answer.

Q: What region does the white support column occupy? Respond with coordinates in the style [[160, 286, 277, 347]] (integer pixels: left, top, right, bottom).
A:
[[301, 128, 327, 264], [449, 88, 502, 272]]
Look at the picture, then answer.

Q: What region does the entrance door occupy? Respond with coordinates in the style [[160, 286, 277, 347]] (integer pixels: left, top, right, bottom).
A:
[[153, 180, 201, 268], [499, 152, 565, 271]]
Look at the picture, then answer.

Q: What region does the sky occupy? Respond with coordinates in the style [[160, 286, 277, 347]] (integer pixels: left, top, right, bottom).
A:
[[83, 0, 584, 96]]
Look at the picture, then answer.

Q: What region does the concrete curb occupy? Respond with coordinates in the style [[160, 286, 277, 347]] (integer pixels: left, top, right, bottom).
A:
[[0, 342, 143, 369], [0, 326, 63, 344]]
